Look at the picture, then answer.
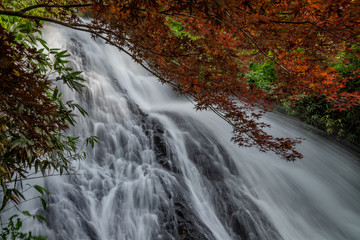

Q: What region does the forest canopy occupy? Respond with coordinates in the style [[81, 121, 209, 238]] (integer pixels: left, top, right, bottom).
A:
[[0, 0, 359, 159]]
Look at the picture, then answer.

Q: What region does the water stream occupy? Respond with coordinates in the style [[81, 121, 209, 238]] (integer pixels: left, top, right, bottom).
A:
[[30, 25, 360, 240]]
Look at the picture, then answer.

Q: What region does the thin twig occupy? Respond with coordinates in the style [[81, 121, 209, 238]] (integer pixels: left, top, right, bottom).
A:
[[239, 28, 291, 75], [2, 197, 40, 213]]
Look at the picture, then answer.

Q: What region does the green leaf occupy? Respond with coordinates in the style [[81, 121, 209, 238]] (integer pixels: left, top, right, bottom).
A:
[[74, 104, 88, 116], [34, 185, 50, 195], [22, 211, 31, 217], [10, 138, 24, 149], [56, 50, 70, 58], [15, 218, 22, 230], [34, 215, 48, 224], [85, 136, 101, 149], [36, 37, 49, 51], [71, 71, 82, 76], [50, 48, 60, 52]]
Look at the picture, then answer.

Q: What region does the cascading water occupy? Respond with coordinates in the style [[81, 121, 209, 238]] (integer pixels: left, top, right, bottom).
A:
[[28, 24, 360, 240]]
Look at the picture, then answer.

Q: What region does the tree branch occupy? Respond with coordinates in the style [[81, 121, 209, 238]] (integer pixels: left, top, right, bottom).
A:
[[240, 29, 292, 75], [268, 20, 358, 45], [232, 5, 358, 46], [20, 3, 92, 13], [220, 11, 292, 75], [268, 20, 309, 24], [0, 10, 99, 36], [0, 8, 300, 159], [0, 10, 193, 76]]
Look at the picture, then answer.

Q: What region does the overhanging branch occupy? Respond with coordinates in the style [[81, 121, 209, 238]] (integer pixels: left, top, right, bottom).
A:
[[20, 3, 93, 13], [0, 7, 301, 159]]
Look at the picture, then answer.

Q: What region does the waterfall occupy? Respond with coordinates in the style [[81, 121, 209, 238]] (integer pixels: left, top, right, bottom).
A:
[[29, 24, 360, 240]]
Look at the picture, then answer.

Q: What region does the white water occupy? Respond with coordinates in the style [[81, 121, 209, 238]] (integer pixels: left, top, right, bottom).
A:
[[30, 25, 360, 240]]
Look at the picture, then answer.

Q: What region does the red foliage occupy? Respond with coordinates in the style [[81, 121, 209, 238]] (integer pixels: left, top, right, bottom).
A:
[[2, 0, 360, 160]]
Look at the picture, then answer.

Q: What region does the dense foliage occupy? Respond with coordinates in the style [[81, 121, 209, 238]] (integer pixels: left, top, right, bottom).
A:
[[286, 52, 360, 144], [0, 8, 98, 238], [1, 0, 359, 161], [247, 55, 360, 145]]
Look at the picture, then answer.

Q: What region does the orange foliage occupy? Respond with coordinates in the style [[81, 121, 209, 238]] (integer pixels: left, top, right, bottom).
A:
[[1, 0, 360, 160]]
